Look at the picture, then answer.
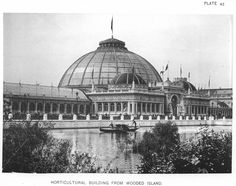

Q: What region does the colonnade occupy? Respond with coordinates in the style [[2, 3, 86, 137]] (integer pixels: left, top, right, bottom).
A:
[[93, 101, 164, 115], [185, 105, 209, 116], [11, 100, 90, 115]]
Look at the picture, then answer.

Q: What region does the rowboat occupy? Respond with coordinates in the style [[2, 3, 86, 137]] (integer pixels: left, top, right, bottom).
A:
[[99, 124, 139, 133]]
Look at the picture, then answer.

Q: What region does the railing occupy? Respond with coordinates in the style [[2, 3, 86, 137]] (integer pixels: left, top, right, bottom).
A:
[[5, 112, 232, 121]]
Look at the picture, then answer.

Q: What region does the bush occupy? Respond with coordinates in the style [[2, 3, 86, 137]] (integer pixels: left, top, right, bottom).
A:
[[47, 113, 59, 120], [2, 121, 99, 173], [135, 122, 180, 173], [173, 126, 232, 173], [136, 122, 232, 173]]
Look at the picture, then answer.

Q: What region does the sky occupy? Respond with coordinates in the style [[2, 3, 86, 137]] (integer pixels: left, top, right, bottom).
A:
[[3, 14, 232, 89]]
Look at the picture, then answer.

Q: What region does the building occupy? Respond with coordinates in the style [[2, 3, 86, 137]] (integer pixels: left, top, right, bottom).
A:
[[3, 37, 232, 119]]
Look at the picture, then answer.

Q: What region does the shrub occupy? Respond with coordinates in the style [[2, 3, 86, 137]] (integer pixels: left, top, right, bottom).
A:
[[136, 122, 232, 173], [135, 122, 180, 173], [2, 121, 99, 173]]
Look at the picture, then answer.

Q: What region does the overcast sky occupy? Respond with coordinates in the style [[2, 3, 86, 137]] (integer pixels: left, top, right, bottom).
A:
[[3, 14, 232, 89]]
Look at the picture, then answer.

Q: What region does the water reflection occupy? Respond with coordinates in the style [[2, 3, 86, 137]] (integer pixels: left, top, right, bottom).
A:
[[50, 125, 231, 173]]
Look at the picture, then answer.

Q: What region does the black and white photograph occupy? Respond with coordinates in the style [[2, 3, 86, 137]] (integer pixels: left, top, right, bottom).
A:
[[1, 1, 235, 186]]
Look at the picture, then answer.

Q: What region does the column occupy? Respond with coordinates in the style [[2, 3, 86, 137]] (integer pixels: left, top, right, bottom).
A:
[[159, 104, 162, 114], [57, 103, 60, 114], [18, 101, 22, 112], [145, 103, 148, 114], [108, 102, 111, 114], [64, 104, 67, 114], [50, 103, 53, 114], [135, 103, 138, 115], [35, 102, 38, 112], [27, 102, 30, 113], [154, 103, 157, 114], [132, 101, 135, 115], [102, 102, 104, 113], [95, 102, 98, 113], [128, 101, 130, 114], [71, 104, 74, 114], [150, 103, 152, 114], [84, 104, 87, 114], [43, 102, 45, 113], [121, 102, 123, 113], [141, 102, 143, 114], [114, 102, 117, 113], [77, 104, 80, 114]]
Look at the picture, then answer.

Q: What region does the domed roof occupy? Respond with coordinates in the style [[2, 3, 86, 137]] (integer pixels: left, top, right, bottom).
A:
[[172, 78, 197, 91], [58, 38, 162, 89], [111, 73, 146, 85]]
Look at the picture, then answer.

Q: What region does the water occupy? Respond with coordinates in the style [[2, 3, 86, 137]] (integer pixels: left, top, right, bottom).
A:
[[49, 125, 231, 173]]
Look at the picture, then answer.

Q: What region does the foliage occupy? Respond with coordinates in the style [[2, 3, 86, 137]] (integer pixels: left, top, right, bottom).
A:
[[12, 112, 27, 120], [136, 122, 180, 173], [3, 121, 48, 172], [172, 126, 232, 173], [2, 121, 99, 173], [136, 122, 232, 173]]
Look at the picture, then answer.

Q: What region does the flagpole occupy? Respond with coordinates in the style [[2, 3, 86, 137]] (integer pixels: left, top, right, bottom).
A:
[[111, 16, 113, 38], [167, 61, 169, 79]]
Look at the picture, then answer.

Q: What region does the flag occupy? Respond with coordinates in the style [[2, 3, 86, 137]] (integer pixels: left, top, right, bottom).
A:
[[208, 76, 210, 88], [180, 66, 182, 77], [160, 70, 164, 75], [165, 64, 168, 71], [188, 72, 190, 79], [111, 17, 113, 33]]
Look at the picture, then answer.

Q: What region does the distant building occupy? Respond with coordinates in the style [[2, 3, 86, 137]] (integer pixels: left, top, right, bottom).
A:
[[3, 37, 232, 119]]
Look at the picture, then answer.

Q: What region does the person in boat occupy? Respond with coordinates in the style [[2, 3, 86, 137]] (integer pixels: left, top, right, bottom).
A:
[[132, 119, 137, 128], [109, 122, 114, 128]]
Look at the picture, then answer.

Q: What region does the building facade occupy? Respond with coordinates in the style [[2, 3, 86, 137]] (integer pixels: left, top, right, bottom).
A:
[[3, 37, 232, 119]]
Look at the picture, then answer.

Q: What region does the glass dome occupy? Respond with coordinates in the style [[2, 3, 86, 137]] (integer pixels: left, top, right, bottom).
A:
[[58, 38, 162, 89]]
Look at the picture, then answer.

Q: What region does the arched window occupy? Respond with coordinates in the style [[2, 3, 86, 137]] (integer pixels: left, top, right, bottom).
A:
[[104, 103, 108, 111], [156, 103, 159, 113], [21, 102, 27, 113], [110, 103, 114, 111], [73, 104, 78, 114], [29, 102, 35, 112], [80, 105, 84, 113], [12, 102, 19, 111], [147, 103, 150, 112], [45, 103, 50, 113], [137, 103, 141, 112], [37, 103, 43, 112], [142, 103, 146, 113], [53, 103, 58, 113], [86, 105, 90, 114], [117, 103, 121, 111], [98, 103, 102, 112], [152, 104, 155, 113], [66, 104, 71, 114], [60, 104, 64, 113]]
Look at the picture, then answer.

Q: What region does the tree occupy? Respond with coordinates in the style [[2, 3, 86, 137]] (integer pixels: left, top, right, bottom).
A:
[[136, 122, 180, 173], [2, 121, 99, 173], [136, 123, 232, 173], [173, 126, 232, 173]]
